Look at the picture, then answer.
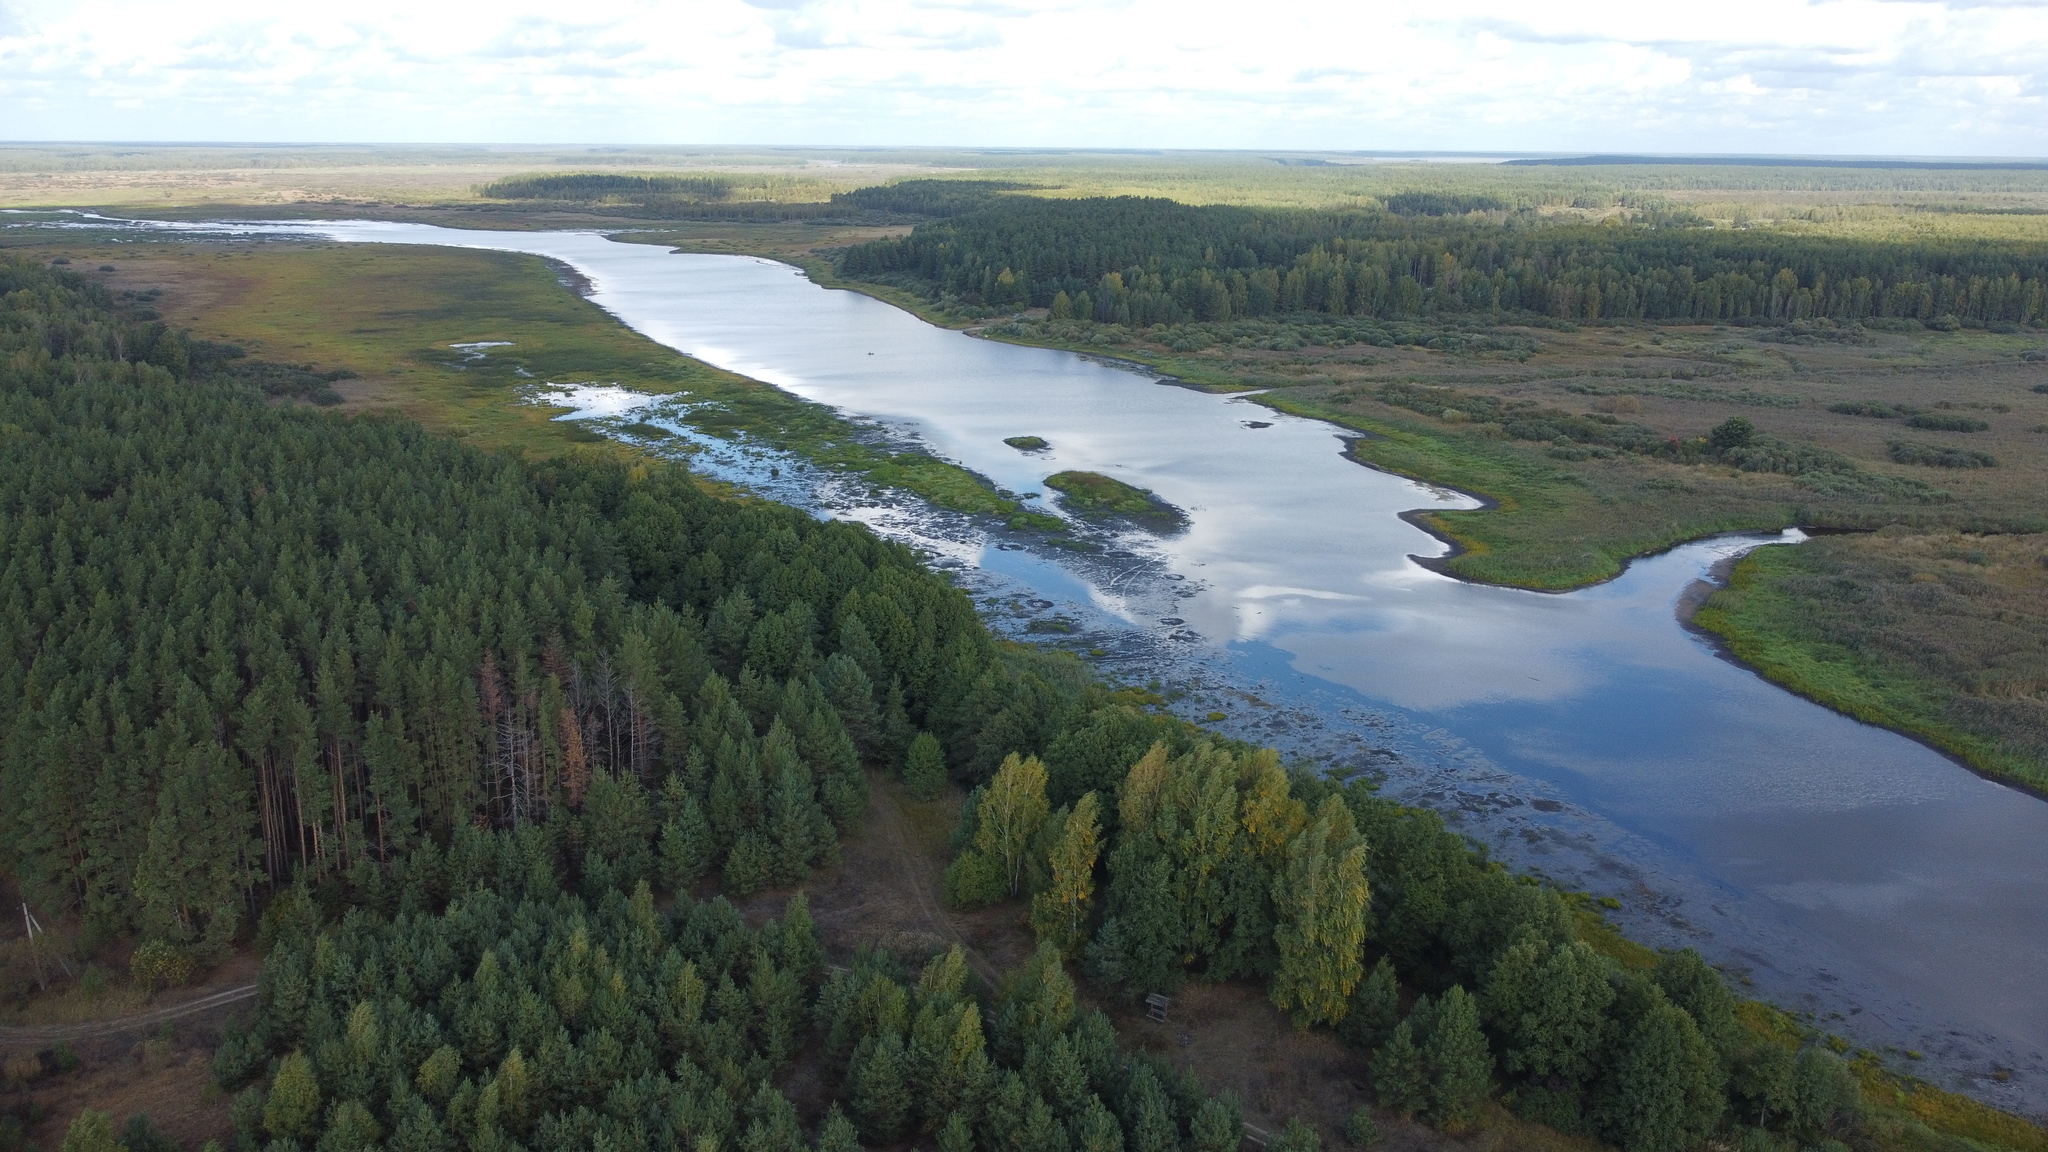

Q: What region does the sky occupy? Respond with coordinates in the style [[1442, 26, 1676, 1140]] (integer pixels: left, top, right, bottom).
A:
[[2, 0, 2045, 155]]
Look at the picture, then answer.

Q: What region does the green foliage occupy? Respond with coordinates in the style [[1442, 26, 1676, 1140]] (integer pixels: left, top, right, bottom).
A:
[[1269, 796, 1369, 1027], [974, 753, 1052, 897], [1335, 957, 1400, 1051], [1417, 986, 1493, 1129], [1341, 1108, 1380, 1146], [1710, 416, 1758, 453], [850, 1031, 914, 1142], [1044, 471, 1181, 524], [263, 1051, 322, 1142], [841, 194, 2048, 325], [1029, 791, 1103, 955], [1268, 1118, 1322, 1152], [1593, 990, 1727, 1152], [1369, 1018, 1430, 1119], [240, 877, 822, 1152], [1889, 439, 1998, 467], [1904, 413, 1990, 432], [1652, 949, 1740, 1058], [0, 253, 1050, 932], [906, 732, 948, 800], [944, 851, 1008, 909], [57, 1111, 119, 1152], [482, 172, 739, 202], [127, 940, 194, 998], [1789, 1048, 1859, 1143], [1483, 934, 1616, 1084]]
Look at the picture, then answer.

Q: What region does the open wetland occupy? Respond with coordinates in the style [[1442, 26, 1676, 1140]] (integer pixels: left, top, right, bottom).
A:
[[17, 214, 2048, 1115]]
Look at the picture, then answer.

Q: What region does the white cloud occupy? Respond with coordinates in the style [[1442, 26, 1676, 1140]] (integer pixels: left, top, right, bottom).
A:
[[0, 0, 2042, 152]]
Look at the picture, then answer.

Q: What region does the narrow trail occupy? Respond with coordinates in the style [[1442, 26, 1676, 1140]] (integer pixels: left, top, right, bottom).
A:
[[865, 780, 1003, 987], [0, 984, 257, 1046]]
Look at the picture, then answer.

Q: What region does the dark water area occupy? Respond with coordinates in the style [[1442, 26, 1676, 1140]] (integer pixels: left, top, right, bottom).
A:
[[17, 215, 2046, 1113]]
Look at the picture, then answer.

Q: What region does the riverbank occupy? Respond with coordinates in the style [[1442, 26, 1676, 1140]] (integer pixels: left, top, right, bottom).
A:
[[787, 255, 2048, 792], [1, 233, 1059, 524], [1693, 531, 2048, 796]]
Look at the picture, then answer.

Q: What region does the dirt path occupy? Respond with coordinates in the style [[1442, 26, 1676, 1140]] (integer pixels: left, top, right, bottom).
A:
[[862, 778, 1003, 986], [0, 984, 257, 1046]]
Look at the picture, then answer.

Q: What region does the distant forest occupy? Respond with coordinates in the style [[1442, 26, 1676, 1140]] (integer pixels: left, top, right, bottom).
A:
[[836, 194, 2048, 326], [477, 175, 1036, 223]]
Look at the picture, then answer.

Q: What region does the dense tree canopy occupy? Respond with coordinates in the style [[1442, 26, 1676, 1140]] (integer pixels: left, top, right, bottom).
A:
[[840, 195, 2048, 325], [0, 255, 1137, 947]]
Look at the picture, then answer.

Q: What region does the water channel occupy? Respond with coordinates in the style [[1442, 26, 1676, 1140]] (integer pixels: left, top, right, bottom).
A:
[[28, 217, 2048, 1111]]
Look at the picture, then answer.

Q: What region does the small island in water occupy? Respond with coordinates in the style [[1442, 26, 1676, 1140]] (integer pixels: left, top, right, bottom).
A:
[[1004, 434, 1050, 450], [1045, 469, 1186, 529]]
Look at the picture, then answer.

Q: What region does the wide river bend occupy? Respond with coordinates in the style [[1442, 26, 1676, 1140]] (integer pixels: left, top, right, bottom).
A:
[[50, 218, 2048, 1111]]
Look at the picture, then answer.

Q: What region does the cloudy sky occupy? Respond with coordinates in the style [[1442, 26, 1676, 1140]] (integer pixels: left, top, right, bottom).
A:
[[2, 0, 2045, 155]]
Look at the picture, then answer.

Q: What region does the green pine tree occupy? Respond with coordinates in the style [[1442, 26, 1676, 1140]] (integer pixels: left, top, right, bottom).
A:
[[1337, 957, 1399, 1051], [851, 1032, 913, 1142], [1370, 1016, 1429, 1120], [905, 732, 947, 800], [661, 792, 715, 893], [1419, 985, 1491, 1130], [1190, 1096, 1243, 1152], [816, 1104, 863, 1152], [263, 1050, 323, 1141]]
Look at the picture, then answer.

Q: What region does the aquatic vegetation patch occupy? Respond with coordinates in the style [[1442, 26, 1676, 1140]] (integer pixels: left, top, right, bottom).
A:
[[1044, 469, 1185, 527]]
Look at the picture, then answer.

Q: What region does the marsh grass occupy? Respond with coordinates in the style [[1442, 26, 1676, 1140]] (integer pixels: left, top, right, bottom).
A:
[[1045, 470, 1184, 526], [1695, 531, 2048, 793]]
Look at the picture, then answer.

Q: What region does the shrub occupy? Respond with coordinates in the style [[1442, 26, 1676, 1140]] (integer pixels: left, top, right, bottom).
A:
[[1904, 413, 1989, 432], [117, 1114, 178, 1152], [57, 1110, 118, 1152], [1888, 440, 1998, 468], [1269, 1118, 1323, 1152], [942, 850, 1007, 909], [1709, 416, 1756, 453], [1, 1054, 41, 1087], [1342, 1108, 1381, 1145], [128, 940, 194, 999]]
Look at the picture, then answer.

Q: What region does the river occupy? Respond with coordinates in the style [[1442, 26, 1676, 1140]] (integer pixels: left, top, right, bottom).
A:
[[24, 216, 2048, 1111]]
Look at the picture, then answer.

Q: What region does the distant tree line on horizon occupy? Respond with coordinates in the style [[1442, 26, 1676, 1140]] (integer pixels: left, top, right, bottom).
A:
[[475, 176, 1037, 224], [836, 195, 2048, 327]]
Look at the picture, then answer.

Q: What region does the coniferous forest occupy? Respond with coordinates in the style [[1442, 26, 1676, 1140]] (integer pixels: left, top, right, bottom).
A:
[[837, 195, 2048, 326], [0, 252, 1983, 1152]]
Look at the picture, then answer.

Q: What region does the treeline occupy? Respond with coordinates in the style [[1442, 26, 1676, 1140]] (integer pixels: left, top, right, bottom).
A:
[[944, 743, 1864, 1152], [836, 195, 2048, 325], [0, 254, 1131, 953], [474, 176, 1032, 223], [480, 173, 739, 202]]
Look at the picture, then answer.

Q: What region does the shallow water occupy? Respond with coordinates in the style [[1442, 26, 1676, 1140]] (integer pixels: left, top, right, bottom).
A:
[[31, 217, 2048, 1108]]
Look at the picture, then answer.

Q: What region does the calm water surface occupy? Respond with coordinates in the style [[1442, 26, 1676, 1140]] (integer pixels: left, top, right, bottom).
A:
[[55, 218, 2048, 1107]]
